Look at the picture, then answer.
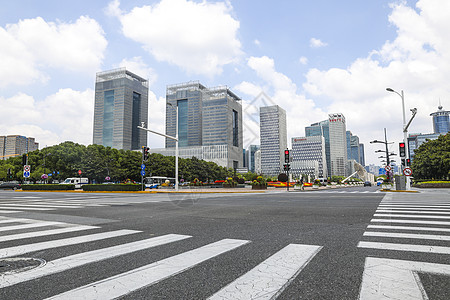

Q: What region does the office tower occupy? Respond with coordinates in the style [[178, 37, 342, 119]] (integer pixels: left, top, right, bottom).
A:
[[306, 120, 330, 177], [255, 149, 262, 174], [346, 131, 361, 164], [247, 145, 260, 173], [0, 135, 39, 160], [430, 105, 450, 134], [159, 81, 243, 169], [291, 136, 327, 178], [93, 68, 148, 150], [359, 143, 365, 166], [260, 105, 287, 176], [328, 113, 347, 176]]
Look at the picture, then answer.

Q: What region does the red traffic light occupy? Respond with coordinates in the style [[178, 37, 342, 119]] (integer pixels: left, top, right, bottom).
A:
[[399, 142, 405, 148], [284, 150, 289, 155]]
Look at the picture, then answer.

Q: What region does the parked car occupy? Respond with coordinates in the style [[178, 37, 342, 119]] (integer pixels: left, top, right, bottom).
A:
[[363, 181, 372, 187], [0, 182, 21, 190]]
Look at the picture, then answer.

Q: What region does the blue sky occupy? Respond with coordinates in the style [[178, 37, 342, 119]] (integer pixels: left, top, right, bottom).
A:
[[1, 0, 448, 166]]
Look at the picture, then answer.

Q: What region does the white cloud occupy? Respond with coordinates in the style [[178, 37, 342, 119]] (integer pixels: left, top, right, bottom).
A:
[[112, 0, 242, 77], [299, 56, 308, 65], [310, 38, 328, 48], [0, 16, 107, 87], [236, 56, 326, 148], [253, 39, 261, 46], [146, 91, 166, 149], [115, 57, 158, 86], [0, 89, 94, 148], [303, 0, 450, 165]]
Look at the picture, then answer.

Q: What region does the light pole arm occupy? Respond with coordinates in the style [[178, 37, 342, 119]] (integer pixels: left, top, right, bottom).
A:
[[403, 108, 417, 133], [137, 125, 178, 141]]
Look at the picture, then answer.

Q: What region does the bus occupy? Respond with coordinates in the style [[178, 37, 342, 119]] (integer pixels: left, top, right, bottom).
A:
[[144, 176, 176, 189]]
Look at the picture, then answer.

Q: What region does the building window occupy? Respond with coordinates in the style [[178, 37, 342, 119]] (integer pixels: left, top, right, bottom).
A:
[[131, 92, 141, 150], [103, 90, 114, 147], [178, 99, 188, 147], [232, 109, 238, 147]]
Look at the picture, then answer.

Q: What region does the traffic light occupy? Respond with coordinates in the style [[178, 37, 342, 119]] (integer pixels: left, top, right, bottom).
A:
[[283, 164, 290, 171], [22, 154, 28, 165], [406, 158, 411, 166], [284, 149, 290, 163], [399, 142, 406, 158], [142, 146, 150, 161]]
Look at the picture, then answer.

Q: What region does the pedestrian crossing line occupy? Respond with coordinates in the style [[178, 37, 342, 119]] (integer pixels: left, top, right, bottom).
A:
[[377, 209, 450, 215], [0, 217, 44, 224], [0, 221, 71, 233], [371, 218, 450, 226], [358, 241, 450, 254], [374, 213, 450, 219], [363, 231, 450, 241], [379, 204, 450, 209], [367, 224, 450, 233], [0, 229, 140, 259], [207, 244, 322, 300], [0, 225, 99, 242], [0, 234, 191, 289], [0, 210, 21, 214], [45, 238, 249, 300], [377, 206, 450, 211], [359, 257, 450, 300], [0, 203, 84, 209], [0, 206, 55, 211]]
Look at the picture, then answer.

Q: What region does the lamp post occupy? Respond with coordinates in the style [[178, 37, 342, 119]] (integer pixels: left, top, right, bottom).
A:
[[386, 87, 411, 189], [371, 128, 393, 182]]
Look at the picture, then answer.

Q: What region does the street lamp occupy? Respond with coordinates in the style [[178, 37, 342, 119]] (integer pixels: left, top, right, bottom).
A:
[[386, 87, 416, 190], [370, 128, 393, 182]]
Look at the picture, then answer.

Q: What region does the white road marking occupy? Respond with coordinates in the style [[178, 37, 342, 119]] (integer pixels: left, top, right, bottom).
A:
[[374, 213, 450, 219], [380, 203, 450, 207], [0, 206, 54, 211], [0, 234, 191, 288], [0, 203, 83, 209], [0, 221, 70, 232], [376, 209, 450, 215], [0, 229, 140, 258], [46, 238, 249, 300], [367, 224, 450, 233], [358, 241, 450, 254], [377, 206, 450, 211], [371, 218, 450, 226], [208, 244, 322, 300], [363, 231, 450, 241], [0, 225, 99, 242], [359, 257, 450, 300], [13, 196, 42, 199], [0, 210, 21, 214]]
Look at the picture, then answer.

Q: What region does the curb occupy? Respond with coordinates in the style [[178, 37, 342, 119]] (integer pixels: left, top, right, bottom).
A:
[[16, 189, 265, 194], [380, 189, 419, 193]]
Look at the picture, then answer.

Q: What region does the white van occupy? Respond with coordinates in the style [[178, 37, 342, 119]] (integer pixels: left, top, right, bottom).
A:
[[61, 178, 88, 185]]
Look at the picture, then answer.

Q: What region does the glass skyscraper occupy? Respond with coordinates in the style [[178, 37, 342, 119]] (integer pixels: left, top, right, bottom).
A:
[[164, 81, 243, 169], [291, 136, 327, 178], [93, 68, 148, 150], [430, 105, 450, 134], [260, 105, 287, 176]]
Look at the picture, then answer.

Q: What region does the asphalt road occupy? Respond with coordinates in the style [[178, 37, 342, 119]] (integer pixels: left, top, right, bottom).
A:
[[0, 186, 448, 299]]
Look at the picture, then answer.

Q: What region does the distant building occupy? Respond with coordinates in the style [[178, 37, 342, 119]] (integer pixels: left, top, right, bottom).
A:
[[93, 68, 148, 150], [359, 143, 365, 166], [430, 105, 450, 134], [306, 120, 330, 177], [291, 136, 327, 178], [255, 149, 262, 174], [247, 145, 260, 173], [154, 81, 243, 169], [260, 105, 287, 176], [0, 135, 39, 160]]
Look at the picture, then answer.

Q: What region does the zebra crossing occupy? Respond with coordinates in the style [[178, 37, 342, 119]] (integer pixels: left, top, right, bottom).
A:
[[0, 216, 323, 299], [357, 192, 450, 299], [0, 194, 171, 214]]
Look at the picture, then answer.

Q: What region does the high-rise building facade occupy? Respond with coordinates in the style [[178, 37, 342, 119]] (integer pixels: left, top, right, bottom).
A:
[[162, 81, 243, 169], [0, 135, 39, 160], [328, 113, 347, 176], [291, 136, 327, 178], [430, 105, 450, 134], [93, 68, 148, 150], [306, 120, 330, 177], [346, 131, 361, 164], [359, 143, 365, 166], [260, 105, 287, 176], [247, 145, 260, 173]]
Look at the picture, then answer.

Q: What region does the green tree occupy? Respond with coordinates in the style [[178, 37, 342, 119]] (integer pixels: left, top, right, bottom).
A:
[[412, 134, 450, 180]]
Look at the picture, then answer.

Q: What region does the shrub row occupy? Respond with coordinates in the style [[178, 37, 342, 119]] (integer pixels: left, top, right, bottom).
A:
[[413, 181, 450, 188], [82, 184, 141, 192], [22, 184, 75, 190]]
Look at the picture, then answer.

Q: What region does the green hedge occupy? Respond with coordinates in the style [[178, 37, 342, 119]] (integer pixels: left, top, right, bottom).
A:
[[22, 184, 75, 190], [413, 181, 450, 188], [82, 184, 141, 192]]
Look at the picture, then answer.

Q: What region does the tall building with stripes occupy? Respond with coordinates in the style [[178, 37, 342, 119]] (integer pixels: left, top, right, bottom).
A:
[[93, 68, 148, 151], [0, 135, 39, 160], [291, 136, 327, 178]]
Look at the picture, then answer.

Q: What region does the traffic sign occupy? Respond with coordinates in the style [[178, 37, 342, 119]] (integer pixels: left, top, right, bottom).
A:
[[385, 165, 392, 172], [403, 167, 412, 176], [23, 165, 30, 172], [141, 164, 146, 170], [140, 170, 146, 176], [78, 170, 82, 175], [23, 171, 30, 178]]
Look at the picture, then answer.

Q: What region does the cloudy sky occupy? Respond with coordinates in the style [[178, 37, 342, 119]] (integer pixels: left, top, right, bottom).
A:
[[1, 0, 448, 165]]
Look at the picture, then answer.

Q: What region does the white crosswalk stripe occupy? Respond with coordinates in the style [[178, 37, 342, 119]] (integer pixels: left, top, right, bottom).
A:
[[0, 216, 323, 299]]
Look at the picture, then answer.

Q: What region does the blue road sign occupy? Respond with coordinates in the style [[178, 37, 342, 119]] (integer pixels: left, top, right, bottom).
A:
[[23, 171, 30, 178], [140, 170, 146, 176], [141, 164, 146, 170], [48, 173, 52, 176]]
